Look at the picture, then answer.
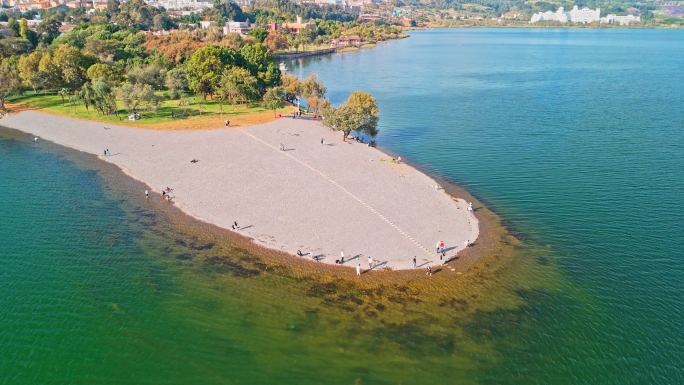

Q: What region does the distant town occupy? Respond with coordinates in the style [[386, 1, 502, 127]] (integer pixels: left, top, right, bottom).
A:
[[1, 0, 683, 32]]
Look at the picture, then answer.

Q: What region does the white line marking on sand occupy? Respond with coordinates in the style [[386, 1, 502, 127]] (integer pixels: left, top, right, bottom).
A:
[[238, 129, 432, 256]]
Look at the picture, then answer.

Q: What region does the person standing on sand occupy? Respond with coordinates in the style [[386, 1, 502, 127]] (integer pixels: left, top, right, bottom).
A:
[[356, 264, 361, 276], [340, 249, 344, 263], [321, 138, 324, 146], [280, 143, 284, 151], [368, 256, 373, 269], [412, 256, 417, 269], [440, 253, 445, 266], [436, 241, 440, 253], [145, 189, 148, 199], [104, 150, 107, 156], [427, 265, 432, 276], [468, 202, 473, 212], [464, 240, 469, 248], [106, 149, 110, 156], [439, 241, 445, 253]]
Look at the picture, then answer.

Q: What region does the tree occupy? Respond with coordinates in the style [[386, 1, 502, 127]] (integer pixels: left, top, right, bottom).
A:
[[263, 31, 288, 53], [7, 18, 20, 37], [51, 44, 99, 91], [281, 74, 301, 103], [126, 64, 165, 88], [58, 88, 70, 106], [91, 77, 119, 117], [18, 51, 45, 93], [185, 45, 238, 99], [164, 66, 187, 99], [78, 82, 94, 112], [262, 87, 285, 117], [321, 91, 379, 141], [35, 18, 62, 44], [211, 0, 245, 21], [0, 59, 22, 110], [218, 66, 259, 110], [86, 63, 123, 84], [107, 0, 120, 19], [248, 27, 269, 43], [19, 18, 29, 39], [301, 73, 326, 112], [115, 82, 163, 113], [240, 43, 271, 75], [0, 38, 33, 60]]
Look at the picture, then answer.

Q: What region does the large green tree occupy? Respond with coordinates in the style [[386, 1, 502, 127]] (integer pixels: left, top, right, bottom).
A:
[[0, 58, 21, 110], [164, 67, 187, 99], [218, 66, 259, 110], [322, 91, 379, 141], [35, 18, 62, 44], [115, 82, 163, 113], [50, 45, 99, 91], [301, 73, 326, 113], [262, 87, 285, 117], [185, 45, 238, 99]]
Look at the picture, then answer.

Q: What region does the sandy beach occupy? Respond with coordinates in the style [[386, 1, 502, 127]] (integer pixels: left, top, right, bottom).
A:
[[1, 111, 478, 270]]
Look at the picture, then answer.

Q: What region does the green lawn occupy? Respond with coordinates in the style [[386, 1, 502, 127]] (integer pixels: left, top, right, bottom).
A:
[[10, 93, 294, 129]]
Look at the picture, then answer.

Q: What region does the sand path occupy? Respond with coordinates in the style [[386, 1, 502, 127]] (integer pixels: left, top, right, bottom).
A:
[[2, 111, 478, 270]]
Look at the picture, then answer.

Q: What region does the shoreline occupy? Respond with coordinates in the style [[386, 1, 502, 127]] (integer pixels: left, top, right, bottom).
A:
[[1, 110, 479, 271]]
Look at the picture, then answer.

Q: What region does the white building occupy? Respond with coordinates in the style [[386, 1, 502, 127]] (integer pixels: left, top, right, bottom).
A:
[[223, 21, 252, 36], [530, 6, 600, 24], [600, 14, 641, 25], [144, 0, 212, 11], [569, 6, 600, 23], [199, 20, 216, 29], [530, 8, 568, 23]]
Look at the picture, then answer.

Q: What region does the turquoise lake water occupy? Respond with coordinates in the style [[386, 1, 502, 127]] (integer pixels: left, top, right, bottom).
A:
[[2, 29, 683, 383]]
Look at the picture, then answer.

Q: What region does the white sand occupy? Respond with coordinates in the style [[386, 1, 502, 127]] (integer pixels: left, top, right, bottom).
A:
[[2, 111, 478, 270]]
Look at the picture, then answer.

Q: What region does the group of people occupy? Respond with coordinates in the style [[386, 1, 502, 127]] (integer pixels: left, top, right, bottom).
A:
[[161, 187, 172, 201], [103, 149, 111, 157], [292, 110, 302, 118]]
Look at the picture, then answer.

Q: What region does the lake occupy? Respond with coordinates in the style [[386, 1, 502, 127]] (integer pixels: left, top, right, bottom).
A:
[[2, 28, 683, 384]]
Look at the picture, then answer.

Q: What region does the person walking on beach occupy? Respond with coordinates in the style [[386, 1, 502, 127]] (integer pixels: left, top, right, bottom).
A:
[[280, 143, 284, 151], [321, 138, 325, 146], [436, 241, 441, 253], [439, 241, 445, 253], [340, 249, 344, 263], [368, 256, 373, 269], [426, 265, 432, 276], [145, 189, 148, 199], [412, 256, 417, 269], [440, 253, 445, 266], [356, 264, 361, 276], [468, 202, 473, 212]]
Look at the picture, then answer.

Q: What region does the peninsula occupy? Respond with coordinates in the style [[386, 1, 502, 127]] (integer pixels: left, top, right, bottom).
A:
[[1, 111, 478, 270]]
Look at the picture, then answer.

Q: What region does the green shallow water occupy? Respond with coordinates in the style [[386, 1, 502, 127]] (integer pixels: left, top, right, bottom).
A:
[[1, 28, 683, 384], [0, 127, 555, 384]]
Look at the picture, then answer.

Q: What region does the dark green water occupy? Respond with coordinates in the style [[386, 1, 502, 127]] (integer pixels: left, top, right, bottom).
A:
[[1, 29, 682, 384]]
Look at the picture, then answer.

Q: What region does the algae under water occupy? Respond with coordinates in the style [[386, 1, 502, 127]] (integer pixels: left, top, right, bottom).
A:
[[1, 126, 559, 384]]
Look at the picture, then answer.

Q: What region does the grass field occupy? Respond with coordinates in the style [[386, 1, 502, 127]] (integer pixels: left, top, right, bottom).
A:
[[7, 93, 295, 130]]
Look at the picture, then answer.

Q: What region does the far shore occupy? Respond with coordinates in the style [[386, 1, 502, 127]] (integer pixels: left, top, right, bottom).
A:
[[1, 110, 479, 271]]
